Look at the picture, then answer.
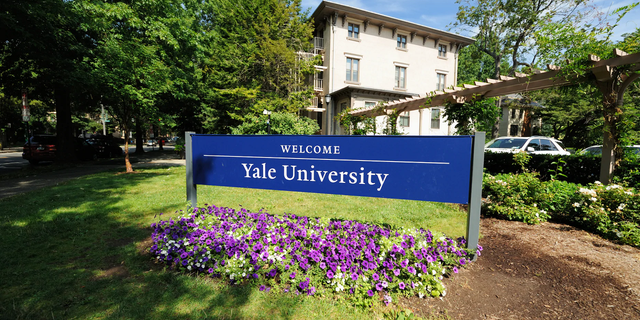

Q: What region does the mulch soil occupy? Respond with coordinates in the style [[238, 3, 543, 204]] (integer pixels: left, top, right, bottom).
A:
[[400, 217, 640, 320]]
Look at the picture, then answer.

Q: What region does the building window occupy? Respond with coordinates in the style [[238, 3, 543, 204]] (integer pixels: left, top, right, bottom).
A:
[[348, 23, 359, 39], [346, 57, 359, 82], [399, 112, 410, 127], [438, 44, 447, 57], [436, 73, 446, 91], [395, 66, 406, 89], [510, 125, 519, 136], [431, 108, 440, 129], [397, 35, 407, 49], [511, 109, 517, 119], [365, 101, 376, 109]]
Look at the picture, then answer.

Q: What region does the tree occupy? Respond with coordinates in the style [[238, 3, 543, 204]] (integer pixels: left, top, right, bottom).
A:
[[231, 112, 319, 135], [197, 0, 316, 134], [526, 86, 602, 148], [443, 97, 500, 135], [0, 0, 95, 161], [79, 0, 181, 172]]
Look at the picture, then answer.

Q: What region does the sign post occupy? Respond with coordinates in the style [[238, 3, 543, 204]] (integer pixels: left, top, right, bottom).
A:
[[185, 133, 484, 252]]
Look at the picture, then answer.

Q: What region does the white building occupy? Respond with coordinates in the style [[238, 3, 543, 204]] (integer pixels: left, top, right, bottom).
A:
[[303, 1, 474, 135]]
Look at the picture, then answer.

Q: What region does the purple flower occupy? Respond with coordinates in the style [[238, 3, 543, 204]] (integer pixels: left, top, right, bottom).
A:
[[259, 285, 266, 291], [367, 290, 375, 297], [453, 266, 459, 273], [408, 266, 416, 274], [400, 259, 408, 268], [399, 282, 405, 290], [290, 272, 296, 279], [208, 268, 214, 274], [459, 258, 466, 265], [393, 269, 400, 276], [375, 283, 383, 291], [319, 262, 326, 269], [372, 273, 379, 281], [327, 270, 335, 279], [351, 273, 358, 281]]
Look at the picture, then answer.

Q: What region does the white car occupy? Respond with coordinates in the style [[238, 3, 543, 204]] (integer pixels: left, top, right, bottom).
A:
[[485, 136, 570, 155]]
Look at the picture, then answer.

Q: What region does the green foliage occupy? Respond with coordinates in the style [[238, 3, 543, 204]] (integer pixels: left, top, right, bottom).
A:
[[443, 97, 500, 135], [483, 172, 550, 224], [512, 151, 531, 173], [231, 112, 319, 135], [483, 173, 640, 247], [457, 42, 502, 84], [337, 111, 377, 136], [549, 157, 568, 180], [527, 85, 603, 148]]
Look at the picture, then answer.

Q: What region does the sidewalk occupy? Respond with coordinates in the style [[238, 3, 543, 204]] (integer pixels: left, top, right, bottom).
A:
[[0, 150, 185, 200], [0, 147, 22, 153]]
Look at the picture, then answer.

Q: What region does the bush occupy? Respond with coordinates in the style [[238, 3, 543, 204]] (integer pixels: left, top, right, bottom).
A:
[[484, 152, 600, 184], [151, 206, 481, 308], [231, 112, 320, 135], [483, 173, 640, 247], [484, 152, 640, 188]]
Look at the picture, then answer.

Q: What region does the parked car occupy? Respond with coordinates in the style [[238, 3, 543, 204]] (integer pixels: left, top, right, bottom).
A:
[[22, 135, 97, 165], [581, 145, 640, 156], [146, 139, 157, 146], [87, 138, 124, 158], [485, 136, 571, 155]]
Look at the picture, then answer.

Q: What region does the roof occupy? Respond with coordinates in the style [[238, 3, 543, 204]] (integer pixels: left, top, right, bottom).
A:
[[310, 1, 474, 45]]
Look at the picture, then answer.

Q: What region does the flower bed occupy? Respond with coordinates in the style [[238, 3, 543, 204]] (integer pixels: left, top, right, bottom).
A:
[[150, 205, 481, 307]]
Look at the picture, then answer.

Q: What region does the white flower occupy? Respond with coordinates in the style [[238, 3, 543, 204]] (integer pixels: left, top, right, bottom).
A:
[[572, 203, 581, 208], [590, 197, 598, 202], [595, 181, 602, 185]]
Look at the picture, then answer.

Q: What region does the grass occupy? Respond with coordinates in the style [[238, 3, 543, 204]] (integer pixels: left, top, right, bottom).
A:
[[0, 166, 469, 320]]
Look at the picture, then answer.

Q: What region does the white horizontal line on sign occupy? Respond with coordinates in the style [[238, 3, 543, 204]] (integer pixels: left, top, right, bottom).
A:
[[203, 154, 449, 165]]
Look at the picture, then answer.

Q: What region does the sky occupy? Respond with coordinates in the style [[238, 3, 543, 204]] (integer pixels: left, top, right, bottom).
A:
[[300, 0, 639, 43]]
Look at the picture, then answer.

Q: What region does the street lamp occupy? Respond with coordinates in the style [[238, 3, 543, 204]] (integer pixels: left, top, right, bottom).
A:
[[263, 109, 272, 134]]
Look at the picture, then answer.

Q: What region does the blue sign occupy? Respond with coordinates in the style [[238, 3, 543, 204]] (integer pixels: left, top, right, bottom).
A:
[[191, 135, 473, 204]]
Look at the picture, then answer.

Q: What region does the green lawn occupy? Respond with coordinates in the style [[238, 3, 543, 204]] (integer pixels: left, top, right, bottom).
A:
[[0, 166, 468, 319]]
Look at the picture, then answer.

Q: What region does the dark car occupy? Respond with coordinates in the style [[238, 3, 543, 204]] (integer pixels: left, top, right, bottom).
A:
[[87, 138, 123, 158], [22, 135, 97, 165]]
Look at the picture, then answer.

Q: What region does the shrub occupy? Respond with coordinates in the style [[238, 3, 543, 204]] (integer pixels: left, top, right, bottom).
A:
[[231, 112, 320, 135], [484, 152, 640, 188], [483, 173, 640, 247], [150, 205, 481, 308]]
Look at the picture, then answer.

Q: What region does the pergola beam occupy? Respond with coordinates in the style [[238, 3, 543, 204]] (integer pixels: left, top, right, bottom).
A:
[[349, 51, 640, 118]]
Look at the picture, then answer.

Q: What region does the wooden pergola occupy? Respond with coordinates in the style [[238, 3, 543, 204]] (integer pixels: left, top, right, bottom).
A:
[[349, 49, 640, 183]]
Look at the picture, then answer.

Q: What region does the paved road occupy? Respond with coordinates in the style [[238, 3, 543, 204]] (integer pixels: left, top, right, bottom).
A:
[[0, 150, 185, 200], [0, 151, 25, 175]]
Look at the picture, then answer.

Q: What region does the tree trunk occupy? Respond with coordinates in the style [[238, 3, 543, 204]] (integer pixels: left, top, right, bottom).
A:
[[134, 117, 145, 154], [599, 73, 640, 184], [123, 124, 134, 173], [54, 84, 76, 162]]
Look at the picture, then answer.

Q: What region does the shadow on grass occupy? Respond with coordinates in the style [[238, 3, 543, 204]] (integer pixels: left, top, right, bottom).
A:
[[0, 167, 272, 320]]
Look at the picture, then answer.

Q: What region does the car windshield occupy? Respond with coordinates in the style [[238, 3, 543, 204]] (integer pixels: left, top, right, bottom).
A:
[[486, 138, 528, 149]]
